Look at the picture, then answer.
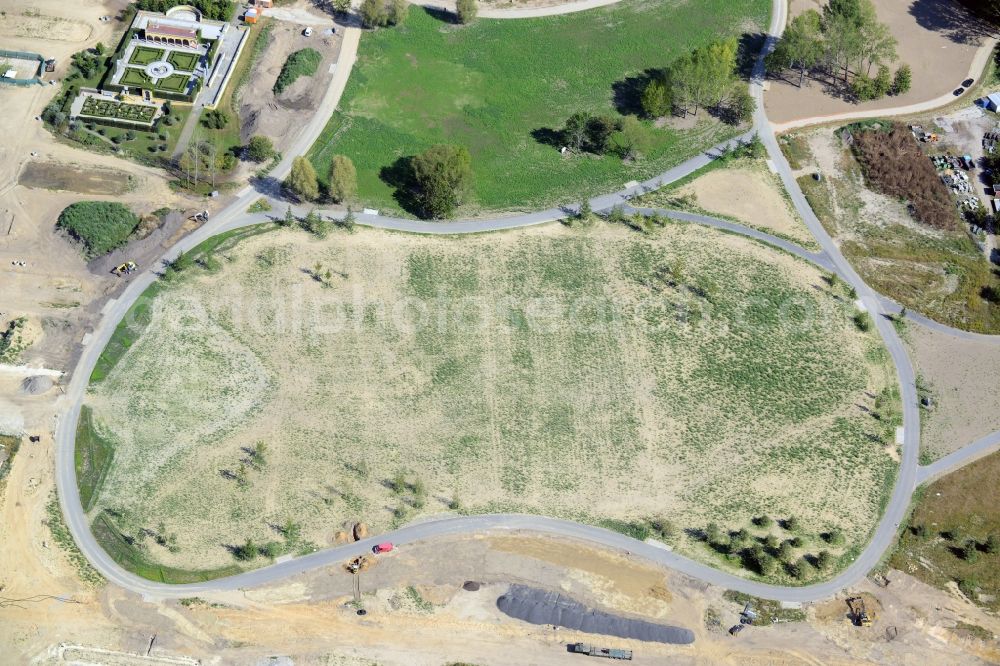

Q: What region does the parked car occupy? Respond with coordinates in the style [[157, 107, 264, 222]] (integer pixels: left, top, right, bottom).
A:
[[954, 87, 966, 96], [303, 26, 313, 37], [963, 78, 975, 87]]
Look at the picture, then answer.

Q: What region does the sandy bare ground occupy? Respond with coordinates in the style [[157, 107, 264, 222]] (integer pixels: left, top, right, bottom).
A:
[[1, 422, 997, 665], [904, 321, 1000, 461], [0, 0, 207, 438], [675, 162, 816, 247], [238, 12, 344, 156], [0, 1, 126, 60], [766, 0, 992, 125]]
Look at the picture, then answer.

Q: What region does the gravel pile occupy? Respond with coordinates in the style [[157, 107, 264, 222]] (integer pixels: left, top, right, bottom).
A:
[[20, 375, 54, 395], [497, 584, 695, 645]]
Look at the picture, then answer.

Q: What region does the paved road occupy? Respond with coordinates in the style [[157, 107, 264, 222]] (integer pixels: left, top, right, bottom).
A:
[[749, 0, 924, 594], [919, 429, 1000, 484], [876, 294, 1000, 344], [50, 0, 1000, 604]]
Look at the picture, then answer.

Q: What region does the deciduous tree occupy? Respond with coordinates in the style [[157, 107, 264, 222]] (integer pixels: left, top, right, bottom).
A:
[[327, 155, 357, 203], [388, 0, 408, 25], [872, 65, 892, 98], [726, 87, 756, 124], [360, 0, 389, 28], [892, 64, 911, 95], [245, 135, 275, 162], [562, 112, 590, 151], [410, 144, 473, 218], [285, 156, 320, 201], [456, 0, 477, 23], [640, 76, 672, 118], [769, 10, 824, 87]]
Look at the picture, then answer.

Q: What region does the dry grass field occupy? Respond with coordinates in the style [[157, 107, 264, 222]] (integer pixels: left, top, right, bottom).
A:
[[82, 222, 897, 577], [635, 158, 818, 249], [785, 126, 1000, 333], [891, 451, 1000, 612]]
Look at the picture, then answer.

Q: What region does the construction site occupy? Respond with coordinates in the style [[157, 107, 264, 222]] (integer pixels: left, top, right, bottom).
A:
[[3, 0, 1000, 664]]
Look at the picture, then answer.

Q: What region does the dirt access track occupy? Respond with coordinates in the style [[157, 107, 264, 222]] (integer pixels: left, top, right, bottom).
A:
[[766, 0, 994, 126]]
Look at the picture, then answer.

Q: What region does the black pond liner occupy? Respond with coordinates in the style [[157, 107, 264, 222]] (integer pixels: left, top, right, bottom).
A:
[[496, 585, 695, 645]]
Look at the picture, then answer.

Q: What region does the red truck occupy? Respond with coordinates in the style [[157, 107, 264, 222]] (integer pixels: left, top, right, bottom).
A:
[[372, 542, 394, 554]]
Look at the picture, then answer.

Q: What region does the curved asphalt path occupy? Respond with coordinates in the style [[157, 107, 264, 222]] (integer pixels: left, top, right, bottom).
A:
[[749, 0, 925, 596], [50, 0, 1000, 601]]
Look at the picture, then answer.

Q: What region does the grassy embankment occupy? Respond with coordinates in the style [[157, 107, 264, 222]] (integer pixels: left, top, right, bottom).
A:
[[80, 225, 275, 584]]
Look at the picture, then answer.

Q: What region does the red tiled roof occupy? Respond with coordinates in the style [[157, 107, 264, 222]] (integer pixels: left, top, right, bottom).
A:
[[147, 22, 197, 39]]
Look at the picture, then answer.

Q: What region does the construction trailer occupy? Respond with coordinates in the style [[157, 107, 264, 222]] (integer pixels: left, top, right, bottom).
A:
[[569, 643, 633, 660]]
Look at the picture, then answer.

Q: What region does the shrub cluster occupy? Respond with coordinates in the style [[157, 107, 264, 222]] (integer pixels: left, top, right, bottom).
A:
[[57, 201, 140, 257], [849, 123, 959, 230], [273, 48, 322, 95]]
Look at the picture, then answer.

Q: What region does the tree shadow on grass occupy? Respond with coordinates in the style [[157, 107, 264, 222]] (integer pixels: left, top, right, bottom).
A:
[[736, 32, 765, 80], [612, 68, 662, 116], [422, 5, 457, 24], [379, 155, 422, 217], [531, 127, 564, 149]]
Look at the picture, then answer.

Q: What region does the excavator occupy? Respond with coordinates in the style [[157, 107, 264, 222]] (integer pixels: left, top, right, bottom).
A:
[[847, 597, 873, 627]]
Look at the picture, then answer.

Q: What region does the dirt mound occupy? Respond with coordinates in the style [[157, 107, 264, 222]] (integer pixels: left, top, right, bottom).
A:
[[20, 376, 54, 395]]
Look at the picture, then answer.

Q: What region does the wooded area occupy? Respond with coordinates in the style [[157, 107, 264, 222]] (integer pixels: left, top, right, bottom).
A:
[[136, 0, 235, 21], [765, 0, 909, 102]]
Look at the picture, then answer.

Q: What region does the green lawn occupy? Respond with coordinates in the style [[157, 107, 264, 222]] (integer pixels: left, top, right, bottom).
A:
[[156, 72, 191, 93], [167, 50, 199, 72], [308, 0, 769, 214], [75, 406, 116, 511], [129, 46, 164, 66], [120, 67, 153, 88]]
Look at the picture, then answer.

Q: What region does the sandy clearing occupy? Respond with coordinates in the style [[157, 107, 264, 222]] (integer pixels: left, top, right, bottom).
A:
[[238, 17, 343, 152], [0, 2, 125, 61], [675, 163, 815, 247], [0, 10, 93, 43], [766, 0, 990, 125], [904, 321, 1000, 460]]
